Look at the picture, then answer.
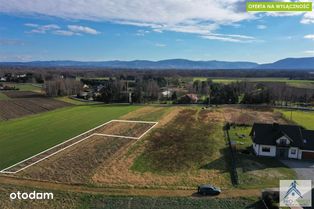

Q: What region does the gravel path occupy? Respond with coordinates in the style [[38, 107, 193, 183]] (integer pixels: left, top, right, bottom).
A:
[[281, 160, 314, 183]]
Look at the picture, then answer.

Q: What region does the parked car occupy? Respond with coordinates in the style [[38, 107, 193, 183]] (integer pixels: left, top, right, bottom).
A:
[[197, 184, 221, 196]]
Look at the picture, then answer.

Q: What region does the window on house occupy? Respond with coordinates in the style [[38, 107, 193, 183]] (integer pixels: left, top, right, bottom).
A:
[[262, 147, 270, 152], [279, 138, 287, 145], [291, 149, 296, 155]]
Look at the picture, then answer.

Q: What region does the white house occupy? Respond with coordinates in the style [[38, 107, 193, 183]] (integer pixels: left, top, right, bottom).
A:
[[251, 123, 314, 160]]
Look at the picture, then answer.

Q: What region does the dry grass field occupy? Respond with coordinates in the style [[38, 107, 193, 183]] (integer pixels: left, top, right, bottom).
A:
[[92, 107, 231, 189], [6, 106, 295, 191], [18, 135, 134, 183]]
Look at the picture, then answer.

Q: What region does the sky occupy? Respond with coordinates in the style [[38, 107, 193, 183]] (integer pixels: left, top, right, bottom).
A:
[[0, 0, 314, 64]]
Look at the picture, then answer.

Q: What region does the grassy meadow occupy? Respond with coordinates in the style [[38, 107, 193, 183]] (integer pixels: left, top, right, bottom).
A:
[[0, 104, 139, 170], [279, 109, 314, 129], [192, 77, 314, 89], [3, 83, 43, 92]]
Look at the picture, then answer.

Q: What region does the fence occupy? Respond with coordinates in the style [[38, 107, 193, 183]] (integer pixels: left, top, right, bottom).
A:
[[224, 123, 239, 186]]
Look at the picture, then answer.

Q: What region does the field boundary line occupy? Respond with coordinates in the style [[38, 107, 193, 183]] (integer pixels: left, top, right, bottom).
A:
[[0, 120, 113, 173], [93, 133, 139, 140], [138, 122, 158, 139], [111, 119, 157, 124], [0, 120, 158, 174]]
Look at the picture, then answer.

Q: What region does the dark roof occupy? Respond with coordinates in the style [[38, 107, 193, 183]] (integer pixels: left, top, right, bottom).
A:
[[251, 123, 314, 150], [301, 130, 314, 150]]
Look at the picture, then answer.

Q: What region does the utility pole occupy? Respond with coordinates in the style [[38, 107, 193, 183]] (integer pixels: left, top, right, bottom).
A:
[[290, 109, 293, 121]]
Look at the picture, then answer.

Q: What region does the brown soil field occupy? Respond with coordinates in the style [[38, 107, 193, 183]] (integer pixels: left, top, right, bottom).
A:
[[200, 107, 289, 125], [0, 98, 71, 120], [2, 91, 44, 98], [97, 121, 156, 138]]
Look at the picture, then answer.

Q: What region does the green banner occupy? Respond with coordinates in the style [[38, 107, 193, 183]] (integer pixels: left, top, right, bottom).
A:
[[246, 2, 312, 12]]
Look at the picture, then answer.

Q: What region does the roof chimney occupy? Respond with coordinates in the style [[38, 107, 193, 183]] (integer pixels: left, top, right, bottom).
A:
[[273, 123, 280, 131]]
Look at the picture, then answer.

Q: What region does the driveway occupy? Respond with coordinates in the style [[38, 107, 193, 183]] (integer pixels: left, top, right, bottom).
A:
[[281, 160, 314, 183]]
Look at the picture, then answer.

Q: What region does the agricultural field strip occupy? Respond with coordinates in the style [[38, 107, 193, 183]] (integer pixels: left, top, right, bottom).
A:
[[0, 119, 158, 174]]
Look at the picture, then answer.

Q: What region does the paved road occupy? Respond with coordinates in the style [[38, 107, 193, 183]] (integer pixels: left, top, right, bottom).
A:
[[281, 160, 314, 182]]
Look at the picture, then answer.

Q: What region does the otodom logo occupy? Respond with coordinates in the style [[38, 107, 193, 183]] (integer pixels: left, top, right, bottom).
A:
[[280, 180, 312, 207], [9, 191, 54, 200]]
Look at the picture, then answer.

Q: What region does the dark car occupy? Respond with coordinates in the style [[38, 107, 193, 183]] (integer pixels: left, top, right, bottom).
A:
[[197, 184, 221, 196]]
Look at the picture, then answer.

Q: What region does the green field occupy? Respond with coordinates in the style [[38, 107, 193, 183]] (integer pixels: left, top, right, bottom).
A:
[[3, 83, 42, 92], [193, 77, 314, 85], [0, 105, 139, 170], [279, 109, 314, 129], [55, 96, 93, 105]]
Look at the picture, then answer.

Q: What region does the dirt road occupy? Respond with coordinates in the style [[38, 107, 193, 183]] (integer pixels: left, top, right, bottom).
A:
[[0, 175, 260, 198]]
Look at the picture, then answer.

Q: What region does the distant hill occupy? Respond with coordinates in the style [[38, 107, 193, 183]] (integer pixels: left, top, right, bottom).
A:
[[1, 57, 313, 70], [258, 57, 314, 70]]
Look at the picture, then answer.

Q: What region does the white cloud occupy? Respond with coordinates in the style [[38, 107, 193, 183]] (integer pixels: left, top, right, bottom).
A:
[[68, 25, 100, 35], [0, 0, 253, 24], [304, 34, 314, 40], [26, 24, 60, 34], [155, 43, 166, 47], [304, 50, 314, 55], [301, 11, 314, 24], [24, 23, 38, 27], [1, 0, 257, 42], [201, 33, 256, 43], [52, 30, 76, 36], [24, 23, 99, 36], [135, 29, 150, 36], [257, 25, 267, 29]]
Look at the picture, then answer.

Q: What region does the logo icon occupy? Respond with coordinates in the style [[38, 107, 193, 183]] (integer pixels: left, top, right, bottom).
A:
[[280, 180, 312, 207]]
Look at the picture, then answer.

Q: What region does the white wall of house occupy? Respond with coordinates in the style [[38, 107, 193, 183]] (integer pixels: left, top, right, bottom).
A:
[[254, 143, 276, 157], [288, 147, 299, 159], [253, 143, 259, 155]]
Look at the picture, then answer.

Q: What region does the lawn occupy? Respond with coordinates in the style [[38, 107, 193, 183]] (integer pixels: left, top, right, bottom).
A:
[[278, 109, 314, 129], [229, 125, 296, 188], [228, 125, 252, 150], [0, 104, 140, 170]]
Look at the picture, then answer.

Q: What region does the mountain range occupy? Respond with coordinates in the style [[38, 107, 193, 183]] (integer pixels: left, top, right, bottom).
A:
[[1, 57, 314, 70]]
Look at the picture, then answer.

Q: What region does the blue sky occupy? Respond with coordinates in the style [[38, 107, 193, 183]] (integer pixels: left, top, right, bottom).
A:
[[0, 0, 314, 63]]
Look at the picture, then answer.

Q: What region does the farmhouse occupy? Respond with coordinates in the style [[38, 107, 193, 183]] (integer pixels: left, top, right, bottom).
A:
[[250, 123, 314, 160]]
